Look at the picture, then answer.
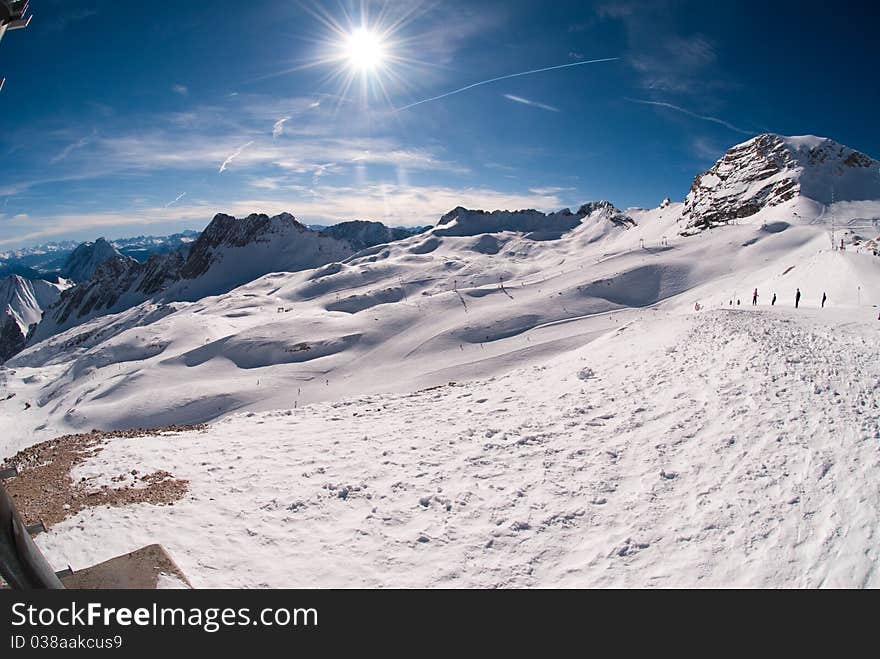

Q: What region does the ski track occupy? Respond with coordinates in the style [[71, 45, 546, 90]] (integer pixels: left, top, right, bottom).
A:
[[36, 308, 880, 588]]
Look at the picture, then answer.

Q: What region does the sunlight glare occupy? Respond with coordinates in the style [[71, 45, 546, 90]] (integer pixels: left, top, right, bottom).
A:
[[343, 27, 386, 73]]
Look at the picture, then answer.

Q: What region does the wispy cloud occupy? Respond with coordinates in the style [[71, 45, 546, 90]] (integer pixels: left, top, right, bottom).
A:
[[626, 98, 753, 135], [46, 8, 98, 33], [691, 137, 725, 162], [529, 186, 575, 195], [165, 192, 187, 208], [504, 94, 560, 113], [172, 84, 189, 96], [396, 57, 620, 112], [40, 131, 467, 177], [597, 2, 734, 95], [0, 184, 571, 246], [272, 117, 291, 139], [50, 137, 90, 164], [219, 142, 254, 173]]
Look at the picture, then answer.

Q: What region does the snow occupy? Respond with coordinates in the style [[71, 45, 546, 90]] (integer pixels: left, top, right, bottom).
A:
[[0, 275, 70, 336], [30, 306, 880, 588], [29, 213, 356, 344], [1, 133, 879, 587], [1, 196, 877, 450], [61, 238, 126, 283]]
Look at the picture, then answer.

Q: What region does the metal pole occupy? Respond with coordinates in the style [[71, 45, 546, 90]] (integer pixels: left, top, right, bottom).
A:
[[0, 482, 65, 589]]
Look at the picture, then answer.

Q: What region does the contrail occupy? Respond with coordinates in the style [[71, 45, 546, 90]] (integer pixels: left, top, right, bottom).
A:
[[165, 192, 187, 208], [625, 98, 753, 135], [504, 94, 560, 113], [219, 141, 254, 173], [395, 57, 620, 112]]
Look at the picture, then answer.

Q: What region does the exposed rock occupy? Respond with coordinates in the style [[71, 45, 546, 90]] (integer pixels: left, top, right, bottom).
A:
[[681, 133, 880, 233]]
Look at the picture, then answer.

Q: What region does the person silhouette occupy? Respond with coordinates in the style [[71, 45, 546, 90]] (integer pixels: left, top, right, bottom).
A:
[[822, 292, 827, 308], [795, 288, 801, 309], [771, 293, 776, 306]]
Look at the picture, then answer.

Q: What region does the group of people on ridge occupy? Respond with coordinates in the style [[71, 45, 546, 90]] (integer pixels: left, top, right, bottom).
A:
[[736, 288, 827, 308]]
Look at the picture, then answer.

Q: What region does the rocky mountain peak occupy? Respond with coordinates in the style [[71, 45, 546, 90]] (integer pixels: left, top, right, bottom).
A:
[[682, 133, 880, 232], [60, 237, 127, 283]]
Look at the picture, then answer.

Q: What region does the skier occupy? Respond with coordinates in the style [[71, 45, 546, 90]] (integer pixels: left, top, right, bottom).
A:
[[822, 291, 827, 308], [752, 288, 758, 306], [795, 288, 801, 309], [771, 293, 777, 306]]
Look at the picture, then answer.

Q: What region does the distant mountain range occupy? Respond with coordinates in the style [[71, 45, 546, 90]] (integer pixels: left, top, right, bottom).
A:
[[1, 133, 878, 367], [0, 231, 201, 277], [0, 219, 427, 358]]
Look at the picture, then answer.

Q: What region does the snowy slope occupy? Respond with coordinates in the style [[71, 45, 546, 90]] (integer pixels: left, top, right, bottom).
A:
[[2, 192, 877, 446], [27, 305, 880, 588], [29, 212, 357, 344], [1, 133, 879, 588], [0, 275, 70, 362]]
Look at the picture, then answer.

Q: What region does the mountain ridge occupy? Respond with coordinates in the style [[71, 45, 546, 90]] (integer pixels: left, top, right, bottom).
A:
[[682, 133, 880, 232]]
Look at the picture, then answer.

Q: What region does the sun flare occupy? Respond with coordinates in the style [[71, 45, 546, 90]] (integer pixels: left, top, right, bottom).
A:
[[343, 27, 386, 73], [300, 4, 429, 107]]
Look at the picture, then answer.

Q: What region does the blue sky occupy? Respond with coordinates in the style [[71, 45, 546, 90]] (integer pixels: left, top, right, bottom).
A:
[[0, 0, 877, 247]]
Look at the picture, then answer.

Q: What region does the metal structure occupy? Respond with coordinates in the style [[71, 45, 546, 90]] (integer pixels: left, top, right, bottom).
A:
[[0, 469, 64, 589], [0, 0, 33, 92]]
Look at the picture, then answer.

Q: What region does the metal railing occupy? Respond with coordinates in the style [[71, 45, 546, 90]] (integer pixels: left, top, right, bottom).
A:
[[0, 476, 64, 589]]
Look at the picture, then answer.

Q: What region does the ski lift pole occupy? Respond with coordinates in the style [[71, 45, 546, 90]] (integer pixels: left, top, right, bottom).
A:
[[0, 480, 65, 589]]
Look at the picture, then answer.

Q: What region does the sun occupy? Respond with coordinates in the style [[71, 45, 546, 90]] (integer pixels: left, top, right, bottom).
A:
[[294, 3, 430, 108], [343, 27, 386, 73]]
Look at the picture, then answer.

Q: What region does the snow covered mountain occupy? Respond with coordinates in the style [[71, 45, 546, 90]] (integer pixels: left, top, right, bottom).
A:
[[0, 240, 79, 265], [320, 220, 422, 251], [0, 231, 202, 277], [0, 275, 70, 362], [1, 133, 878, 588], [436, 201, 634, 239], [682, 133, 880, 233], [60, 238, 127, 283], [113, 230, 201, 262], [29, 212, 358, 344], [4, 133, 877, 433]]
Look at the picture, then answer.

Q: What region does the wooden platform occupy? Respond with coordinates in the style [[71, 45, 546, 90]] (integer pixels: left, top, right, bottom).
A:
[[60, 544, 192, 589]]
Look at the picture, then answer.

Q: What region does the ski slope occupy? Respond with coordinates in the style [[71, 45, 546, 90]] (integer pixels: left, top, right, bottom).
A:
[[1, 130, 879, 587], [1, 198, 878, 455], [31, 305, 880, 587]]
